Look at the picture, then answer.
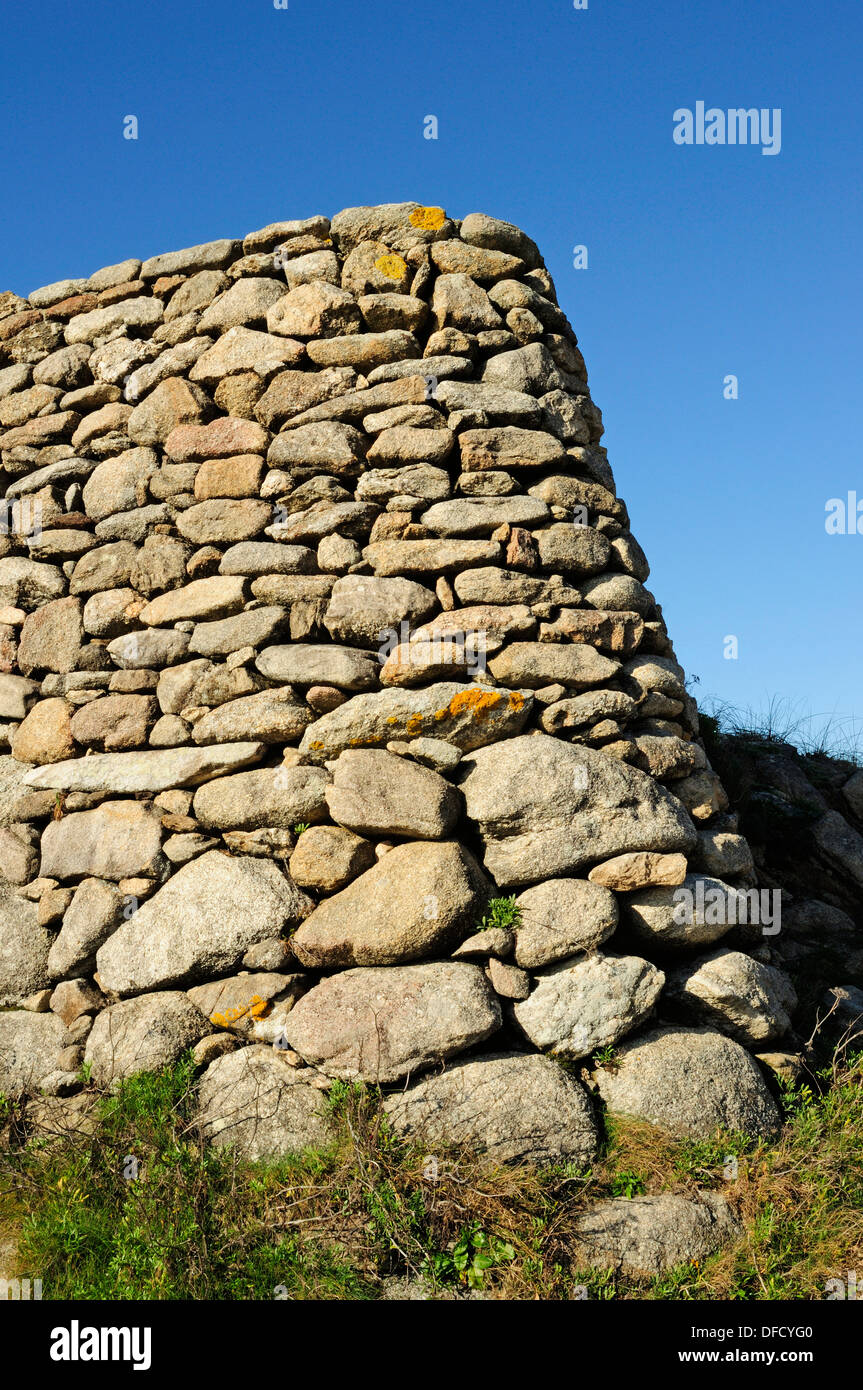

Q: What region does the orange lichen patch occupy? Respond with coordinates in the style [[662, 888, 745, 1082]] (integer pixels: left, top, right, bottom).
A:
[[409, 206, 446, 230], [448, 688, 504, 720], [210, 995, 270, 1029], [374, 253, 408, 280], [211, 1009, 239, 1029], [507, 692, 525, 711], [308, 740, 324, 751], [405, 714, 425, 736]]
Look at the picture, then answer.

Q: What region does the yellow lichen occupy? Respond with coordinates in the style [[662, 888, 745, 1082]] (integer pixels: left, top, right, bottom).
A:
[[374, 253, 408, 280], [448, 688, 503, 720], [210, 994, 269, 1029], [409, 206, 446, 230]]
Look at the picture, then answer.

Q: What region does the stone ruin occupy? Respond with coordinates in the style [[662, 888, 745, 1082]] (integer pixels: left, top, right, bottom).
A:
[[0, 202, 798, 1200]]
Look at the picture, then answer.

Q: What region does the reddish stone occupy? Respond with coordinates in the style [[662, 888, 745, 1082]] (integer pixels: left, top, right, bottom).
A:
[[165, 416, 269, 462], [0, 310, 42, 341], [48, 294, 99, 320], [506, 526, 539, 570]]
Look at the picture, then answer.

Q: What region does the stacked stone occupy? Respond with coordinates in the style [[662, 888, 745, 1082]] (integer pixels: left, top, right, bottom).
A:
[[0, 203, 794, 1170]]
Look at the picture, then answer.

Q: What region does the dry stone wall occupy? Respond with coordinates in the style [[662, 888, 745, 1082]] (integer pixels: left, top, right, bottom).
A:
[[0, 202, 793, 1167]]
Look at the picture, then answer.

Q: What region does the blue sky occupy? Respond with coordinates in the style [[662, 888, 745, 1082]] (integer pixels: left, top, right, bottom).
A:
[[2, 0, 861, 746]]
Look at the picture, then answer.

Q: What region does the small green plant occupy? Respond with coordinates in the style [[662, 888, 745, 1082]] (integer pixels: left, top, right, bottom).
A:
[[610, 1170, 647, 1199], [426, 1222, 516, 1289], [593, 1045, 619, 1070], [293, 823, 311, 836], [476, 896, 521, 932]]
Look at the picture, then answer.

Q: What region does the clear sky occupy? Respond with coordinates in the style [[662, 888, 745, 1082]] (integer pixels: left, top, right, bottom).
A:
[[2, 0, 861, 747]]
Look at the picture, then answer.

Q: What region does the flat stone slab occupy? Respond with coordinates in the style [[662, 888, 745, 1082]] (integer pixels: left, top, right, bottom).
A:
[[84, 992, 212, 1085], [285, 962, 502, 1083], [290, 840, 488, 968], [22, 742, 265, 792], [458, 733, 697, 888], [197, 1046, 336, 1160], [383, 1051, 598, 1167], [592, 1025, 781, 1141], [299, 682, 533, 763], [572, 1194, 740, 1278], [96, 851, 313, 994]]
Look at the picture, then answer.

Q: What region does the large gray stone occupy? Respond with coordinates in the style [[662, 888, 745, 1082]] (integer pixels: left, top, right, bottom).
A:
[[288, 825, 375, 893], [0, 1011, 65, 1096], [324, 749, 460, 839], [47, 877, 123, 978], [812, 810, 863, 889], [23, 742, 265, 793], [218, 541, 316, 576], [480, 343, 564, 395], [420, 497, 549, 536], [197, 1046, 336, 1160], [191, 688, 313, 745], [362, 539, 502, 576], [593, 1025, 781, 1140], [187, 972, 306, 1043], [383, 1052, 598, 1167], [84, 992, 212, 1085], [665, 948, 797, 1045], [624, 875, 740, 950], [0, 557, 66, 610], [299, 682, 533, 763], [17, 597, 84, 675], [514, 953, 664, 1059], [290, 840, 488, 968], [197, 277, 286, 334], [0, 674, 40, 722], [572, 1194, 740, 1278], [96, 852, 313, 994], [138, 577, 247, 627], [140, 239, 240, 279], [187, 607, 288, 658], [39, 800, 164, 881], [284, 962, 501, 1082], [330, 202, 454, 254], [192, 765, 330, 831], [0, 880, 52, 1006], [487, 642, 619, 689], [513, 878, 619, 969], [323, 575, 436, 647], [255, 643, 379, 691], [459, 734, 697, 888]]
